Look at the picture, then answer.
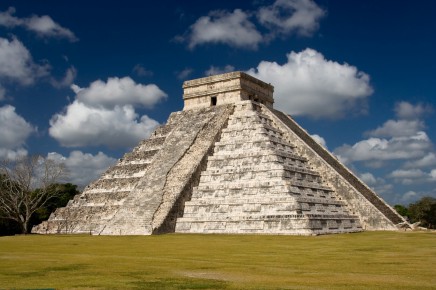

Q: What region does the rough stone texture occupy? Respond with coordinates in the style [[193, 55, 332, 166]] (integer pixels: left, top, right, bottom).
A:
[[33, 105, 233, 235], [176, 101, 362, 235], [264, 107, 402, 230], [32, 71, 406, 235], [183, 71, 274, 110]]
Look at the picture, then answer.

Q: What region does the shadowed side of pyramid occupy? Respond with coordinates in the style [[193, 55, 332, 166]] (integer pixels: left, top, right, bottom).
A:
[[32, 72, 407, 235]]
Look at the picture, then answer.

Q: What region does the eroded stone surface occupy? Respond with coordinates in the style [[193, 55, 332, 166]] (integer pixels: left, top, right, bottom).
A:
[[32, 71, 406, 235]]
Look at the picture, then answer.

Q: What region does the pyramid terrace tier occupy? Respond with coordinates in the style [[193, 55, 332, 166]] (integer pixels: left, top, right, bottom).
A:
[[182, 197, 353, 216], [176, 214, 362, 235], [191, 183, 335, 199]]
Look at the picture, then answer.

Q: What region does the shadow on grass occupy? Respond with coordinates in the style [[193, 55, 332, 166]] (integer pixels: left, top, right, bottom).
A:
[[5, 264, 88, 278], [129, 277, 228, 289]]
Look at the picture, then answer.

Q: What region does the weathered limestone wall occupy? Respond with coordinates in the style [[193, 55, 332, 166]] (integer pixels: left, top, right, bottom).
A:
[[264, 107, 405, 230], [31, 119, 179, 234], [183, 72, 274, 110], [100, 105, 233, 235], [176, 101, 362, 235]]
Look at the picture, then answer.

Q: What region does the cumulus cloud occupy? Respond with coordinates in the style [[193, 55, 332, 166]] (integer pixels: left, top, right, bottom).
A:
[[359, 172, 377, 185], [48, 151, 117, 186], [176, 68, 194, 80], [0, 105, 35, 149], [182, 9, 262, 49], [404, 153, 436, 169], [49, 101, 160, 148], [0, 37, 50, 85], [400, 191, 419, 203], [0, 7, 77, 41], [71, 77, 166, 109], [179, 0, 324, 49], [366, 119, 425, 138], [0, 105, 35, 159], [49, 77, 165, 148], [310, 134, 327, 148], [388, 168, 436, 185], [394, 101, 433, 120], [358, 172, 393, 196], [205, 65, 235, 76], [247, 48, 373, 119], [335, 101, 435, 173], [334, 132, 432, 164], [389, 169, 427, 179], [430, 169, 436, 181], [257, 0, 325, 37]]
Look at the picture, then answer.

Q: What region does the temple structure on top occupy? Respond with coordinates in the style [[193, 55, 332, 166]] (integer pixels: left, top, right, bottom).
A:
[[33, 72, 407, 235], [183, 72, 274, 109]]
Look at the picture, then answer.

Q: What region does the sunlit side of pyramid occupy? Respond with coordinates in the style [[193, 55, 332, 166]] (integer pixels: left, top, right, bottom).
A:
[[33, 72, 406, 235]]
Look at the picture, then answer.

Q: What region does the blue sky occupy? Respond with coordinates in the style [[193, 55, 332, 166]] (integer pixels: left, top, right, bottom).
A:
[[0, 0, 435, 205]]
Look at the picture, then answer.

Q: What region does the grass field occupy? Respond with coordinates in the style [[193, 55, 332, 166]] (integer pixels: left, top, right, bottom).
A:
[[0, 231, 435, 289]]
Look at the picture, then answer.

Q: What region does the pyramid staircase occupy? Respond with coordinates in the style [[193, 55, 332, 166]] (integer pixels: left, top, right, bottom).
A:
[[176, 101, 362, 234], [32, 112, 184, 234]]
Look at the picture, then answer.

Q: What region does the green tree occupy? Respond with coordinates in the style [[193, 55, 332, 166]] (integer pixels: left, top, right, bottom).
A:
[[394, 204, 410, 219], [0, 155, 67, 234], [408, 196, 436, 229], [30, 183, 79, 227]]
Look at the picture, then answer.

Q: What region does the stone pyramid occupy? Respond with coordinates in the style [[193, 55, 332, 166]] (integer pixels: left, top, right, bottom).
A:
[[33, 72, 406, 235]]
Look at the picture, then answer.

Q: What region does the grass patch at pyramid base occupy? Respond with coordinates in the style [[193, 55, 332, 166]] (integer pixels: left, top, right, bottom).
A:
[[1, 231, 435, 289]]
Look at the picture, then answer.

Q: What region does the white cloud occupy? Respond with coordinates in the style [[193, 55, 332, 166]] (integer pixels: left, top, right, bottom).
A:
[[0, 7, 77, 41], [48, 151, 116, 186], [366, 119, 425, 138], [389, 169, 427, 179], [0, 148, 28, 160], [394, 101, 432, 120], [310, 134, 327, 148], [0, 37, 50, 85], [49, 101, 160, 148], [334, 132, 432, 164], [247, 48, 373, 119], [177, 68, 194, 80], [50, 76, 165, 148], [430, 169, 436, 181], [400, 191, 418, 204], [71, 77, 166, 109], [0, 105, 35, 159], [359, 172, 377, 185], [205, 65, 235, 76], [358, 172, 393, 196], [388, 168, 436, 185], [257, 0, 325, 37], [50, 66, 77, 88], [184, 9, 262, 49], [404, 153, 436, 169], [179, 0, 324, 49], [0, 105, 35, 149]]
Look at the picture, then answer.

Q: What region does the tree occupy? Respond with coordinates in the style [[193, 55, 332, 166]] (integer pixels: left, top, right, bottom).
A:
[[394, 204, 410, 219], [0, 155, 67, 234], [408, 196, 436, 229], [30, 183, 79, 227]]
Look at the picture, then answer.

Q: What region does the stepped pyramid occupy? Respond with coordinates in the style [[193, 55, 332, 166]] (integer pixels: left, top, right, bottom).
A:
[[33, 72, 406, 235]]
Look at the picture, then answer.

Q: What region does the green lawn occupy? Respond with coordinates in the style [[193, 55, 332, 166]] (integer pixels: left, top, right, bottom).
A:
[[0, 231, 435, 289]]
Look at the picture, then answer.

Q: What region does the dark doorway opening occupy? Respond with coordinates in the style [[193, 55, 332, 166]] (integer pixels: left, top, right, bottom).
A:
[[211, 96, 217, 106]]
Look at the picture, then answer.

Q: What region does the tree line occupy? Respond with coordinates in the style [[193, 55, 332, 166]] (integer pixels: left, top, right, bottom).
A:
[[394, 197, 436, 229]]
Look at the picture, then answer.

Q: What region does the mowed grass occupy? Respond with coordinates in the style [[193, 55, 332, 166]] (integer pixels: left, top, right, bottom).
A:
[[0, 231, 435, 289]]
